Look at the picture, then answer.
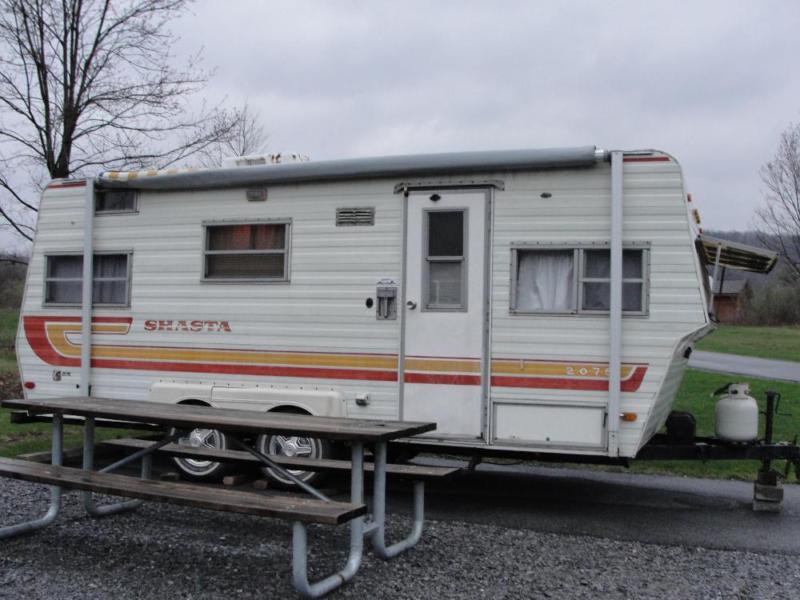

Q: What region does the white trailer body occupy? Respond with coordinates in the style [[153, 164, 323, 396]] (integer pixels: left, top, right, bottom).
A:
[[16, 146, 775, 461]]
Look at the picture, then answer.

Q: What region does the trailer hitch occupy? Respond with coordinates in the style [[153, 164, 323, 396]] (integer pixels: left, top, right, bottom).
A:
[[753, 391, 793, 512]]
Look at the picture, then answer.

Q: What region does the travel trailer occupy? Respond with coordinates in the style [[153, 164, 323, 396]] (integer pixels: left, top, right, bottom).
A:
[[16, 146, 777, 483]]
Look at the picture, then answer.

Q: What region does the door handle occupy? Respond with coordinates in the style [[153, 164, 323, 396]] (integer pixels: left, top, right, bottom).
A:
[[406, 300, 417, 310]]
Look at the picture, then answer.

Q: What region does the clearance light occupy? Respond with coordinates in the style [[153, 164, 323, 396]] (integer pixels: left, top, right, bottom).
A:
[[23, 381, 36, 390], [620, 412, 637, 422]]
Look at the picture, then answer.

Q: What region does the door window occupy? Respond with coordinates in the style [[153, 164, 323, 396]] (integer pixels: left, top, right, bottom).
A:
[[424, 210, 466, 310]]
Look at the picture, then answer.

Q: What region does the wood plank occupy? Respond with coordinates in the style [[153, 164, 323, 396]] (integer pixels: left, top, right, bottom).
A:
[[2, 397, 435, 441], [17, 446, 87, 464], [9, 410, 162, 432], [101, 438, 461, 479], [0, 457, 365, 525]]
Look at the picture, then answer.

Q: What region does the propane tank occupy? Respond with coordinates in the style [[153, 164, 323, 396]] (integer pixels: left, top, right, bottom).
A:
[[714, 383, 759, 442]]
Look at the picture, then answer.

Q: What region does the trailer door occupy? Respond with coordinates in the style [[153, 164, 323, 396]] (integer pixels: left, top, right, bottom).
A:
[[402, 190, 489, 439]]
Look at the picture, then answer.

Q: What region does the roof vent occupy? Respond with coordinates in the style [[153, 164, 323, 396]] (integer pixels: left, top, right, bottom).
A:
[[222, 153, 310, 168], [336, 207, 375, 226]]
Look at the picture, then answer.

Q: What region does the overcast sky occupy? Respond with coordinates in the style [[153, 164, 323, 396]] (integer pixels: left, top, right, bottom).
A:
[[168, 0, 800, 230]]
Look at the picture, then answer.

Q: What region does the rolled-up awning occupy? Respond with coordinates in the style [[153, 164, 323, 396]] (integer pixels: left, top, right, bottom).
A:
[[697, 234, 778, 274], [96, 146, 602, 191]]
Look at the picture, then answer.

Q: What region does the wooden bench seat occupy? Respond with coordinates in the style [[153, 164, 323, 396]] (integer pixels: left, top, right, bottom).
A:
[[0, 457, 365, 525], [101, 437, 461, 479]]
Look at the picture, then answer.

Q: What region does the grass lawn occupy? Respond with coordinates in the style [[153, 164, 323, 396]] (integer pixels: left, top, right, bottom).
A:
[[0, 309, 18, 373], [0, 407, 144, 458], [697, 325, 800, 363]]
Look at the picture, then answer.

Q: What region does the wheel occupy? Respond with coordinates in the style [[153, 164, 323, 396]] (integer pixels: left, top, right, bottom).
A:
[[256, 432, 332, 488], [170, 427, 232, 482]]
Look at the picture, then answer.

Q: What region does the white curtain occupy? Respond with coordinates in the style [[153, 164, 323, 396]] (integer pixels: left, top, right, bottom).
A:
[[516, 250, 573, 311]]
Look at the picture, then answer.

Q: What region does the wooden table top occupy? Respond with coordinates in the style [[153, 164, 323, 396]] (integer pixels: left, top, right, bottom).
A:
[[2, 396, 436, 442]]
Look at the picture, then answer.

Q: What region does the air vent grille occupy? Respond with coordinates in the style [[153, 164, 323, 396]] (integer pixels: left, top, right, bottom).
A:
[[336, 207, 375, 226]]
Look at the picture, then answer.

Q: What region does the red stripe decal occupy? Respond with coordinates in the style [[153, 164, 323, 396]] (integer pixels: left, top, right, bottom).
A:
[[491, 366, 647, 392], [404, 373, 481, 386], [23, 316, 133, 367], [47, 180, 87, 188], [623, 156, 671, 163], [91, 359, 398, 382]]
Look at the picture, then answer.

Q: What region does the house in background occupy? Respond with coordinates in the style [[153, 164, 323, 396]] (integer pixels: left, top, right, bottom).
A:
[[713, 279, 751, 323]]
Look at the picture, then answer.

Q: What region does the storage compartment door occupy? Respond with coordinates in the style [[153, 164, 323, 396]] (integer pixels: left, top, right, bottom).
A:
[[492, 402, 606, 449]]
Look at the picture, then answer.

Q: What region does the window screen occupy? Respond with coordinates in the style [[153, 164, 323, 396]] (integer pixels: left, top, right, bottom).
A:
[[425, 210, 466, 309], [581, 249, 645, 312], [204, 223, 289, 280], [45, 254, 130, 306]]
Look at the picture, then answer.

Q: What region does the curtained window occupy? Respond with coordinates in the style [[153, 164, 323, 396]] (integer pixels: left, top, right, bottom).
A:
[[45, 254, 130, 306], [512, 246, 647, 315], [515, 250, 575, 312], [204, 222, 289, 281]]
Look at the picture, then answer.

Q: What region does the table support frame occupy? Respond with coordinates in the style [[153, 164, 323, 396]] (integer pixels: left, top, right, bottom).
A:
[[291, 440, 427, 598], [0, 404, 431, 598], [82, 416, 170, 517], [0, 414, 63, 539]]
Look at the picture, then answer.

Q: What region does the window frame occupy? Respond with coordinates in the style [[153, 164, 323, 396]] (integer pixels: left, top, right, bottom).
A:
[[43, 251, 133, 308], [94, 189, 139, 215], [201, 219, 292, 284], [509, 241, 650, 317], [578, 247, 649, 316], [422, 208, 469, 312]]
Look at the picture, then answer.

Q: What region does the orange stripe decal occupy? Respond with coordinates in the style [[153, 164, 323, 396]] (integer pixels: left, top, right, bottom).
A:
[[23, 316, 647, 391]]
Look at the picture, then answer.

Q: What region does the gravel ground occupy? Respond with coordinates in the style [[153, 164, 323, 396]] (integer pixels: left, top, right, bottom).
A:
[[1, 479, 799, 599]]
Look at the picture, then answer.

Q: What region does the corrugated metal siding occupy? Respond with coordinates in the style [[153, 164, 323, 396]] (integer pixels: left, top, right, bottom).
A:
[[16, 186, 88, 399], [18, 153, 709, 456], [489, 157, 707, 457], [18, 179, 404, 419]]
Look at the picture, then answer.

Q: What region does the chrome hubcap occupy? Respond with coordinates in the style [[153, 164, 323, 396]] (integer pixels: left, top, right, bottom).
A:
[[271, 435, 313, 460], [175, 428, 224, 473], [260, 435, 320, 484]]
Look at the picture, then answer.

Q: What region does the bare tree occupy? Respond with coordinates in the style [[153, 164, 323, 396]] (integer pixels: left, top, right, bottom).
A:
[[756, 123, 800, 281], [197, 101, 269, 168], [0, 0, 240, 242]]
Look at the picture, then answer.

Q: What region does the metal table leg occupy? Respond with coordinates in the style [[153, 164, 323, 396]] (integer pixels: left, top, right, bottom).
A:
[[292, 442, 365, 598], [82, 416, 152, 516], [0, 414, 63, 539], [369, 441, 425, 559]]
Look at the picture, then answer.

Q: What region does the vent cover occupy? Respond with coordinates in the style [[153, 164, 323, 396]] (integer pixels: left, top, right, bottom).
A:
[[336, 207, 375, 226]]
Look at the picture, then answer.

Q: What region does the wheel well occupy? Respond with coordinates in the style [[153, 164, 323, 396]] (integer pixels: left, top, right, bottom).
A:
[[268, 405, 311, 416], [176, 399, 210, 407]]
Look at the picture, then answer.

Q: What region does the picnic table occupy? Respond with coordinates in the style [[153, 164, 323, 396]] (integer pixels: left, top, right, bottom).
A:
[[0, 396, 445, 598]]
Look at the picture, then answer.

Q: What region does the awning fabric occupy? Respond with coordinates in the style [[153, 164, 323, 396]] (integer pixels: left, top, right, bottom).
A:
[[697, 234, 778, 274]]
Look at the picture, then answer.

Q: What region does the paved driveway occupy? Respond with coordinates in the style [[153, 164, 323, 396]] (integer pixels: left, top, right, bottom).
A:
[[689, 350, 800, 383], [410, 460, 800, 555]]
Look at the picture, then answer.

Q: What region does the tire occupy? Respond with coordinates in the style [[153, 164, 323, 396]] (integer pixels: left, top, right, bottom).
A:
[[170, 427, 232, 482], [255, 431, 332, 488]]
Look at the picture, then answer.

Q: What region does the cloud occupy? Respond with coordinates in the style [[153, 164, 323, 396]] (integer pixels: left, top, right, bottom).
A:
[[149, 1, 800, 228]]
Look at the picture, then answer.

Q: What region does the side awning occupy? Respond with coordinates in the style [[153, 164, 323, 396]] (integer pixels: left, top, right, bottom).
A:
[[696, 234, 778, 274]]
